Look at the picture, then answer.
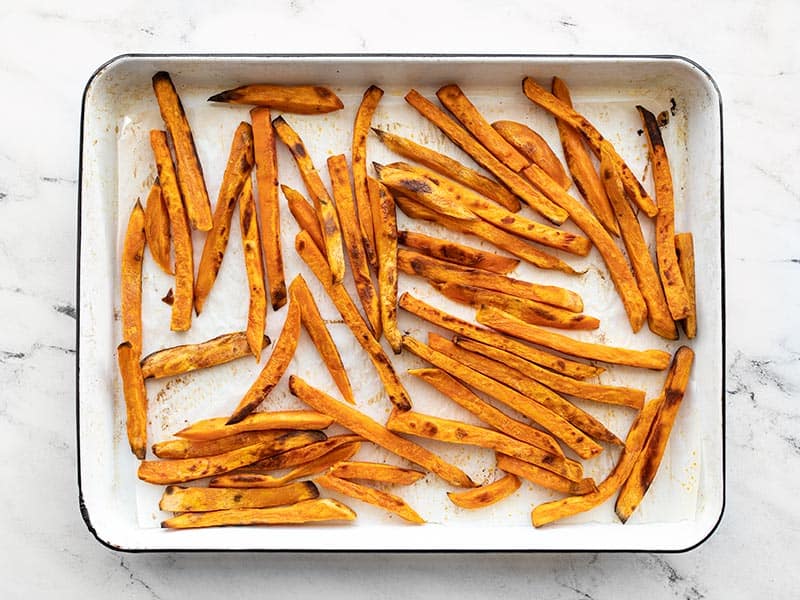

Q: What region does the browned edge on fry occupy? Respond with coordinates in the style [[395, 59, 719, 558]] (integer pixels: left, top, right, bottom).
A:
[[674, 233, 697, 338], [208, 84, 344, 113], [117, 341, 147, 459], [353, 85, 384, 271]]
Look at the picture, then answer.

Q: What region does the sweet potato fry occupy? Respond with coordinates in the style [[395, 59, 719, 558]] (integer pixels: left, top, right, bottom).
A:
[[208, 84, 344, 114], [289, 375, 474, 488], [369, 177, 401, 352], [477, 306, 671, 370], [316, 473, 424, 523], [227, 300, 301, 424], [409, 367, 564, 457], [453, 337, 645, 410], [121, 201, 145, 356], [239, 176, 267, 358], [295, 231, 412, 411], [398, 293, 603, 380], [387, 409, 583, 481], [161, 498, 356, 529], [160, 481, 319, 512], [152, 71, 213, 231], [328, 461, 425, 485], [251, 107, 287, 311], [531, 396, 661, 527], [491, 120, 570, 189], [551, 77, 619, 236], [398, 249, 583, 310], [150, 129, 193, 331], [273, 116, 345, 283], [398, 230, 519, 274], [176, 410, 333, 441], [353, 86, 384, 270], [143, 179, 172, 275], [242, 435, 362, 473], [405, 89, 568, 224], [117, 341, 147, 459], [436, 84, 530, 172], [447, 473, 521, 509], [615, 346, 694, 523], [496, 453, 597, 495], [372, 128, 520, 212], [152, 430, 292, 459], [283, 184, 325, 254], [289, 275, 355, 405], [194, 122, 255, 314], [328, 154, 381, 337], [674, 233, 697, 338]]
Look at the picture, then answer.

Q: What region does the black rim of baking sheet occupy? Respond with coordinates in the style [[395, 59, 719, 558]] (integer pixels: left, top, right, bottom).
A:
[[76, 52, 726, 554]]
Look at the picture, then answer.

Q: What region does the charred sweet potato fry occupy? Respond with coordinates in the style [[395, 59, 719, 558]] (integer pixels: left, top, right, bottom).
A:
[[239, 176, 268, 358], [208, 84, 344, 114], [328, 461, 426, 485], [121, 201, 145, 356], [316, 473, 425, 523], [283, 184, 325, 254], [353, 86, 384, 270], [447, 473, 521, 509], [176, 410, 333, 441], [143, 179, 172, 275], [117, 341, 148, 459], [674, 233, 697, 338], [496, 453, 597, 495], [242, 435, 362, 473], [491, 120, 570, 189], [152, 429, 291, 459], [369, 177, 401, 352], [160, 481, 319, 512], [398, 230, 519, 274]]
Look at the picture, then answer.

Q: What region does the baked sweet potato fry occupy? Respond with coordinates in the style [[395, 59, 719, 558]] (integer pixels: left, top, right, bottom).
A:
[[160, 481, 319, 512], [615, 346, 694, 523], [369, 177, 402, 352], [208, 84, 344, 113], [152, 430, 291, 459], [283, 184, 325, 254], [353, 86, 384, 270], [150, 129, 193, 331], [176, 410, 333, 441], [251, 107, 287, 311], [121, 201, 145, 356], [152, 71, 213, 231], [328, 461, 425, 485], [239, 176, 268, 358], [674, 233, 697, 338], [143, 179, 172, 275], [242, 435, 362, 473], [117, 341, 148, 459], [227, 299, 301, 424], [491, 120, 570, 189], [496, 453, 597, 495], [289, 375, 474, 487], [316, 473, 425, 523], [447, 473, 521, 509], [398, 230, 519, 274], [161, 498, 356, 529], [194, 122, 255, 314], [290, 275, 355, 405]]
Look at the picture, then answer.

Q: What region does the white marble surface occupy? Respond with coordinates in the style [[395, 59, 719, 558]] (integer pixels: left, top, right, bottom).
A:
[[0, 0, 798, 597]]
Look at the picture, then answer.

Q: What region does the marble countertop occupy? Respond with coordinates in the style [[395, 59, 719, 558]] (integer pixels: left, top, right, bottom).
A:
[[1, 0, 798, 597]]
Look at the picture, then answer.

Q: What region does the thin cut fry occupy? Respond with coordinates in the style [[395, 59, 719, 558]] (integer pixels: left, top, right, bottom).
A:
[[117, 341, 147, 459], [283, 184, 325, 254], [316, 473, 425, 523], [121, 201, 145, 356], [239, 176, 267, 358], [143, 179, 172, 275], [160, 481, 319, 512], [227, 300, 301, 424], [496, 453, 597, 495], [243, 435, 362, 473], [161, 498, 356, 529], [491, 120, 571, 189], [152, 71, 213, 231], [674, 233, 697, 338], [369, 177, 401, 352], [447, 473, 521, 509], [194, 122, 255, 314], [328, 461, 425, 485], [176, 410, 334, 441], [289, 375, 474, 488], [152, 430, 291, 459], [208, 84, 344, 113], [290, 275, 355, 405], [398, 230, 519, 274], [353, 86, 384, 270]]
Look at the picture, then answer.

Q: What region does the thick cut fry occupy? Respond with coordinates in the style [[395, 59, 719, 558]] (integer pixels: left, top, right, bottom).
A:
[[491, 120, 570, 189], [243, 435, 362, 473], [369, 178, 401, 353], [290, 275, 355, 405], [143, 179, 172, 275], [551, 77, 619, 236], [152, 72, 213, 231], [401, 336, 601, 459], [496, 453, 597, 495], [674, 233, 697, 338], [152, 430, 292, 459], [531, 396, 661, 527], [436, 84, 530, 172], [239, 176, 267, 358], [150, 130, 193, 331], [405, 89, 568, 224], [328, 461, 425, 485], [410, 368, 564, 457], [454, 337, 645, 409], [161, 498, 356, 529], [615, 347, 694, 523], [228, 300, 301, 424], [398, 249, 583, 311], [372, 128, 520, 212], [316, 473, 424, 523], [398, 293, 603, 380], [522, 162, 647, 332], [295, 231, 412, 411], [121, 201, 145, 356], [399, 230, 519, 274], [599, 146, 677, 340], [273, 116, 345, 283], [289, 375, 474, 488], [117, 341, 147, 460], [208, 84, 344, 114], [328, 154, 381, 336], [194, 122, 255, 314], [447, 473, 521, 509], [387, 409, 583, 482], [160, 481, 319, 512], [353, 86, 384, 270], [435, 282, 600, 331], [251, 107, 287, 311], [176, 410, 333, 441], [477, 307, 671, 370], [283, 184, 325, 254]]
